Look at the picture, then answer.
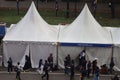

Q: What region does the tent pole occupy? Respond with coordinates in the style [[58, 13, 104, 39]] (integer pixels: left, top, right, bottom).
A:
[[56, 42, 59, 68], [111, 46, 114, 58], [56, 25, 60, 68], [109, 30, 114, 58]]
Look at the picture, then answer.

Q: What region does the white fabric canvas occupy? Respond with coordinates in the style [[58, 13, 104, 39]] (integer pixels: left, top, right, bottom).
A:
[[105, 27, 120, 71], [58, 4, 113, 69], [59, 4, 112, 44], [3, 2, 58, 68], [2, 2, 120, 71], [3, 2, 59, 42]]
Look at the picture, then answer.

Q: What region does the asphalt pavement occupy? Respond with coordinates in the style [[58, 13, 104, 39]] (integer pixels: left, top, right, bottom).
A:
[[0, 71, 115, 80]]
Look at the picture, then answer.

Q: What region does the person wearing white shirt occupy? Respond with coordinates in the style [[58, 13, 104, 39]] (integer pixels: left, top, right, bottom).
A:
[[16, 62, 22, 80]]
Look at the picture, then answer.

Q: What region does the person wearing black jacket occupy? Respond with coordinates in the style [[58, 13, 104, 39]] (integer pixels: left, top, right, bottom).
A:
[[109, 0, 115, 18], [80, 66, 86, 80], [87, 60, 92, 78], [42, 60, 49, 80], [110, 57, 115, 74], [7, 57, 13, 73]]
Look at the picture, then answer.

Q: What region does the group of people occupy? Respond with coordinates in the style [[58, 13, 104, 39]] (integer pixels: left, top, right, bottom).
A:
[[7, 50, 119, 80], [7, 57, 22, 80], [63, 49, 119, 80], [7, 53, 54, 80], [91, 0, 116, 18], [81, 51, 118, 80], [64, 50, 100, 80], [38, 53, 59, 80]]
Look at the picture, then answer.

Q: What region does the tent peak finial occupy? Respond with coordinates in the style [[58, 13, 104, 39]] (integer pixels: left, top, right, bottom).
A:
[[84, 3, 88, 7]]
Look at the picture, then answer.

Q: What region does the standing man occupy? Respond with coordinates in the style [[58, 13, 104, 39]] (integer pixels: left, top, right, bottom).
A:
[[109, 0, 115, 18], [48, 53, 53, 72], [7, 57, 13, 73], [92, 58, 98, 75], [66, 0, 70, 18], [92, 0, 97, 17], [66, 54, 71, 67], [86, 60, 92, 78], [16, 0, 19, 15], [64, 57, 69, 74], [55, 0, 59, 17], [110, 57, 115, 74]]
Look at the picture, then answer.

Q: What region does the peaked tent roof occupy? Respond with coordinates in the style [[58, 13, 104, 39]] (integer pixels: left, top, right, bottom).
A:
[[59, 4, 112, 45], [3, 2, 58, 42]]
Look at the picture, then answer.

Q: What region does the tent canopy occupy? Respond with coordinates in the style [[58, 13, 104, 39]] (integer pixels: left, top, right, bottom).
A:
[[3, 2, 59, 42], [2, 2, 120, 70], [59, 4, 112, 46], [2, 2, 58, 68]]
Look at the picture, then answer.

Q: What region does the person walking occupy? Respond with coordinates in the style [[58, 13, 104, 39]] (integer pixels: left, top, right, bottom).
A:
[[80, 66, 86, 80], [38, 59, 44, 74], [47, 53, 53, 72], [39, 59, 43, 69], [16, 62, 22, 80], [41, 60, 49, 80], [110, 57, 115, 74], [7, 57, 13, 73], [94, 66, 100, 80], [86, 60, 91, 78], [92, 0, 97, 17]]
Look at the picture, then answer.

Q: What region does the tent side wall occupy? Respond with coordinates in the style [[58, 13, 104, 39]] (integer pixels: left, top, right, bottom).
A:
[[86, 47, 112, 67], [58, 45, 112, 68], [30, 42, 57, 68], [3, 41, 57, 68], [3, 41, 28, 67], [58, 46, 84, 68], [113, 46, 120, 71]]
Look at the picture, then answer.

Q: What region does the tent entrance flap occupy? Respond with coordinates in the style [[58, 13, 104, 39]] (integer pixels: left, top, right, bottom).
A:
[[60, 43, 113, 47]]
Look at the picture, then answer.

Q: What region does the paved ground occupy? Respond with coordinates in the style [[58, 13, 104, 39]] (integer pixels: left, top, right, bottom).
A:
[[0, 71, 117, 80], [0, 67, 119, 80]]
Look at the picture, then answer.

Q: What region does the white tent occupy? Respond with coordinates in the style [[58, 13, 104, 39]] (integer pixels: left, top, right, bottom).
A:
[[105, 27, 120, 45], [3, 2, 59, 68], [3, 2, 120, 70], [105, 27, 120, 71], [58, 4, 113, 68]]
